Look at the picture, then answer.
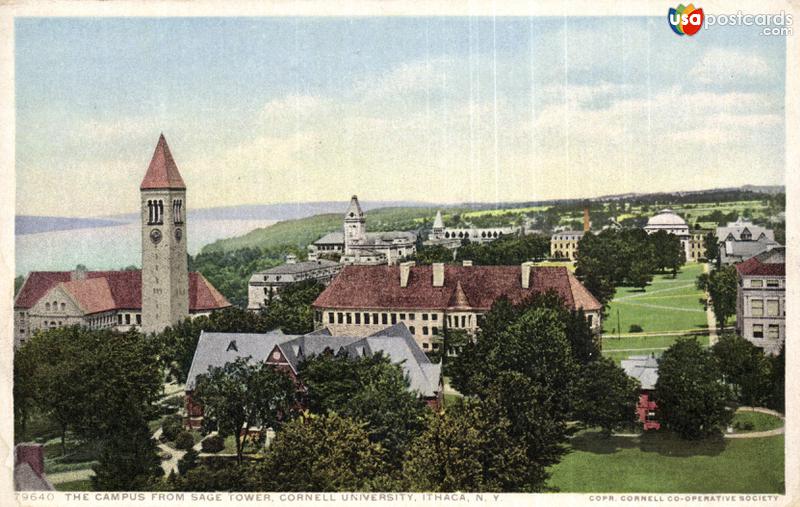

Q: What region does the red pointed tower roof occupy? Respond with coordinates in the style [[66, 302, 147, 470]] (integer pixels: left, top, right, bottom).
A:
[[140, 134, 186, 190]]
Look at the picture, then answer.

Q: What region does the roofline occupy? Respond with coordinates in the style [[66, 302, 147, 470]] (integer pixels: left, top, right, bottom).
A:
[[185, 329, 208, 392], [140, 186, 187, 191]]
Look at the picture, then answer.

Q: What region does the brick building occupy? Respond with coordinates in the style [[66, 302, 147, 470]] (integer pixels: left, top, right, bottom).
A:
[[312, 261, 602, 352]]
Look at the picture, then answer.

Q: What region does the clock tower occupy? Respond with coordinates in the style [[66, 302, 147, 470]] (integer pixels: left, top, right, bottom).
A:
[[140, 134, 189, 334]]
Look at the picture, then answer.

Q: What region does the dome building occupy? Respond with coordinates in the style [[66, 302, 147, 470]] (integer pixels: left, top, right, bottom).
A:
[[643, 209, 691, 261]]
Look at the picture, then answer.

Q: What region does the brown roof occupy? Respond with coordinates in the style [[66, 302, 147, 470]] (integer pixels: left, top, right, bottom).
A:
[[313, 264, 602, 312], [15, 270, 230, 313], [735, 257, 786, 277], [140, 134, 186, 190]]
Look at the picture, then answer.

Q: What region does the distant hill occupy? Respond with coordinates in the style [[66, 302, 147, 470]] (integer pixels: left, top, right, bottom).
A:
[[201, 206, 443, 254]]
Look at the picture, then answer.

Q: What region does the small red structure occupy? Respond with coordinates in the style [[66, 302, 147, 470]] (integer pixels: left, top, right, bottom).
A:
[[621, 355, 661, 431]]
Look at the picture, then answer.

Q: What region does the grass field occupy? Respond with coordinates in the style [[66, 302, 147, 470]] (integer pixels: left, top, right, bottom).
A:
[[601, 335, 709, 365], [603, 263, 708, 336], [55, 479, 93, 491], [548, 431, 784, 493], [731, 411, 784, 433]]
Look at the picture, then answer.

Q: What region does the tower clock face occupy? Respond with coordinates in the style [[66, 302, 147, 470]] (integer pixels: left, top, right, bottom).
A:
[[175, 228, 183, 242], [150, 228, 162, 244]]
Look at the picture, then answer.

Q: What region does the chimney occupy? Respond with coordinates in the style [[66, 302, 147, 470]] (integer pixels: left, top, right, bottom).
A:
[[521, 261, 534, 289], [15, 443, 45, 478], [71, 265, 87, 281], [432, 263, 445, 287], [462, 260, 473, 267], [583, 205, 591, 233], [400, 261, 414, 288]]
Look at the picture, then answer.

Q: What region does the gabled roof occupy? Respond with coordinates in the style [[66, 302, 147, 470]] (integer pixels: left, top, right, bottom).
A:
[[185, 323, 441, 397], [621, 355, 659, 390], [140, 134, 186, 190], [15, 270, 230, 312], [312, 264, 602, 312], [313, 232, 345, 245], [735, 247, 786, 277]]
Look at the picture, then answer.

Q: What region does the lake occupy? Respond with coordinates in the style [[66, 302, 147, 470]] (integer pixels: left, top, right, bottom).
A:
[[15, 218, 277, 276]]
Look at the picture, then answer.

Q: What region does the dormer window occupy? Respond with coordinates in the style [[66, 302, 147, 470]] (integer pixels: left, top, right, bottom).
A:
[[226, 340, 238, 352]]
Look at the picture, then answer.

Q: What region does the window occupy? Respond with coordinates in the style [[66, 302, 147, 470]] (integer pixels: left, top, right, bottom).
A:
[[751, 299, 764, 317], [400, 313, 406, 320], [753, 324, 764, 338], [432, 326, 439, 335], [61, 303, 65, 311], [588, 315, 594, 326], [136, 314, 141, 325], [768, 325, 780, 340], [337, 312, 344, 324], [408, 313, 415, 321], [767, 300, 779, 317], [373, 313, 379, 323], [328, 312, 334, 324], [423, 342, 430, 350], [364, 313, 370, 325], [355, 313, 361, 324], [125, 314, 131, 325], [391, 313, 397, 325], [422, 313, 429, 321], [766, 279, 779, 288], [379, 313, 387, 325], [751, 279, 763, 288], [432, 314, 438, 321], [423, 326, 429, 335], [409, 326, 415, 334], [346, 313, 352, 324]]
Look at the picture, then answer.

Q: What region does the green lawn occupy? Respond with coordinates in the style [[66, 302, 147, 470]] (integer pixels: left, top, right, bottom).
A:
[[55, 479, 93, 491], [603, 264, 708, 336], [731, 411, 784, 433], [601, 334, 709, 351], [549, 431, 784, 493]]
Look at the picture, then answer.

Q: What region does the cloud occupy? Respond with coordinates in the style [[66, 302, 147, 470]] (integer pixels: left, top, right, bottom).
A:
[[689, 48, 775, 84]]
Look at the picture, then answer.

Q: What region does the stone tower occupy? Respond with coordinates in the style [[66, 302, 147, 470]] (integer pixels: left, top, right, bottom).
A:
[[432, 210, 445, 240], [140, 134, 189, 334], [343, 195, 366, 256]]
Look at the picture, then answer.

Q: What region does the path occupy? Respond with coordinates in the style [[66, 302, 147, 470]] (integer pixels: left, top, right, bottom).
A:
[[613, 407, 784, 439], [703, 263, 719, 346], [153, 427, 185, 475]]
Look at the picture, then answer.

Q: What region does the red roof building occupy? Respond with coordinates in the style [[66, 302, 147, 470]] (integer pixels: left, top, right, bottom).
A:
[[312, 261, 602, 352], [14, 269, 229, 346], [735, 247, 785, 355]]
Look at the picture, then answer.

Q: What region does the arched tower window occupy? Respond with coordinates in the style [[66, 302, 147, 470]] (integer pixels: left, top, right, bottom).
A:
[[147, 200, 153, 224]]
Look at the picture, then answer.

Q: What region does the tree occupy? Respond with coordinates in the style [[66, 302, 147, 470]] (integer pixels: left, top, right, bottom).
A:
[[192, 358, 297, 464], [449, 297, 579, 490], [650, 230, 684, 276], [254, 412, 387, 491], [712, 333, 771, 407], [411, 245, 454, 264], [14, 327, 163, 453], [299, 352, 426, 466], [92, 423, 163, 491], [704, 232, 720, 265], [14, 275, 25, 296], [699, 265, 738, 328], [655, 338, 733, 439], [571, 357, 640, 434], [768, 343, 785, 413], [178, 449, 200, 476], [403, 399, 529, 492], [628, 259, 653, 292]]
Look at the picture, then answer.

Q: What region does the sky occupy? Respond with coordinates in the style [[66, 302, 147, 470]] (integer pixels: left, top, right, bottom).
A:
[[15, 16, 786, 217]]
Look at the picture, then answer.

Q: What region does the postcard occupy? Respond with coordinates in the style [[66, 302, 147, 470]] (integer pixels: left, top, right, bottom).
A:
[[0, 1, 797, 506]]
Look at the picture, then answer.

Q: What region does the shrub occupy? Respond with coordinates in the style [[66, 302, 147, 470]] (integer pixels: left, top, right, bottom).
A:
[[160, 395, 184, 415], [201, 434, 225, 453], [161, 415, 184, 442], [174, 431, 195, 451], [629, 324, 643, 333]]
